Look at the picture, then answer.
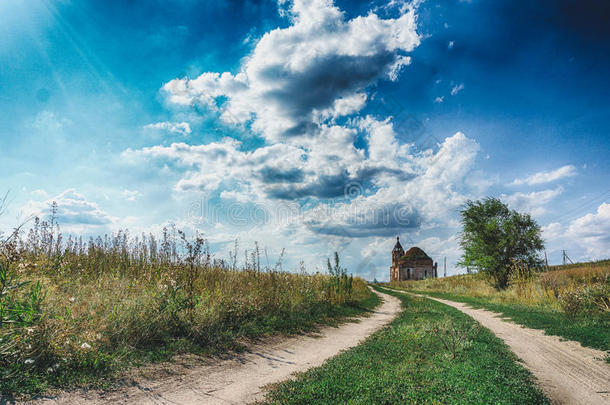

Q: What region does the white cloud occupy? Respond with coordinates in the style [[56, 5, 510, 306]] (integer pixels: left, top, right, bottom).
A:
[[162, 0, 420, 142], [313, 92, 368, 122], [121, 1, 487, 274], [126, 123, 481, 237], [434, 96, 444, 103], [448, 40, 454, 49], [541, 222, 564, 241], [300, 132, 480, 237], [543, 202, 610, 262], [502, 187, 563, 216], [450, 83, 464, 96], [566, 202, 610, 258], [22, 189, 116, 233], [416, 234, 462, 275], [144, 121, 192, 136], [511, 164, 577, 186]]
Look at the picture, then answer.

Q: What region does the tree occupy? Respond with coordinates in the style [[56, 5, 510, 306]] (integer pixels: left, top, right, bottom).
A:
[[458, 198, 544, 290]]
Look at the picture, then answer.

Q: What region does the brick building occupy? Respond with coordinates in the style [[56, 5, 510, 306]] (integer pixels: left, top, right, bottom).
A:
[[390, 237, 438, 281]]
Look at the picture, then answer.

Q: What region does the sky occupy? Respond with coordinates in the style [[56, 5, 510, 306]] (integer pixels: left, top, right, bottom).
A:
[[1, 0, 609, 280]]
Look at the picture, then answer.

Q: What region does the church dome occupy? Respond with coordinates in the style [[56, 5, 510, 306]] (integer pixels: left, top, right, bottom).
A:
[[401, 247, 432, 261]]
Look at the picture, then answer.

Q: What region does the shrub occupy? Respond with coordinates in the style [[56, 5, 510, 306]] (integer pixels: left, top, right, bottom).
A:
[[559, 284, 610, 317]]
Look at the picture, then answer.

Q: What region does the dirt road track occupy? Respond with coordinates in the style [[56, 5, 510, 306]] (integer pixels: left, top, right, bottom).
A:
[[392, 289, 610, 405], [28, 288, 401, 405]]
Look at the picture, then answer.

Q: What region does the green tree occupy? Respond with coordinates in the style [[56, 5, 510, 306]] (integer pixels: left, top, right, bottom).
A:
[[459, 197, 544, 290]]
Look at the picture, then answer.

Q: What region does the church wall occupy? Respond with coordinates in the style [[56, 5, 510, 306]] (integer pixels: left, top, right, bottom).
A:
[[389, 242, 437, 281], [393, 262, 436, 281]]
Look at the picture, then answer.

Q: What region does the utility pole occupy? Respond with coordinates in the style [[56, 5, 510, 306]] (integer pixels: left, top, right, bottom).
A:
[[562, 250, 566, 266], [562, 250, 573, 265], [544, 250, 548, 270], [443, 256, 447, 278]]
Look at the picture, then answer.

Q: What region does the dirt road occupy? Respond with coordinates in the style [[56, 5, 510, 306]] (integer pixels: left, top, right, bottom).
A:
[[30, 288, 401, 405], [391, 289, 610, 405]]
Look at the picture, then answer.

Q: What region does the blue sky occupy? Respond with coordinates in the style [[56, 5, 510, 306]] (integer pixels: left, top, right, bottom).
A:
[[1, 0, 609, 280]]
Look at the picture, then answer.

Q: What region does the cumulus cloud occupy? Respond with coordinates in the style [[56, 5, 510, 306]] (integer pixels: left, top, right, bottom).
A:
[[511, 164, 577, 186], [566, 202, 610, 258], [22, 189, 115, 232], [138, 0, 429, 208], [300, 131, 480, 236], [162, 0, 420, 141], [416, 234, 462, 274], [543, 202, 610, 261], [144, 121, 192, 136], [122, 0, 486, 273], [125, 117, 411, 200], [502, 187, 563, 216]]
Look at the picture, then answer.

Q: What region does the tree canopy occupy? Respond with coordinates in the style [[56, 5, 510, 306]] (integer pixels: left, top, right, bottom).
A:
[[459, 197, 544, 289]]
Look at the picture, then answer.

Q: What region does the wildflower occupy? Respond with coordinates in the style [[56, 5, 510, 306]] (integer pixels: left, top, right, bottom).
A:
[[25, 359, 35, 364], [69, 297, 76, 302], [80, 342, 91, 349]]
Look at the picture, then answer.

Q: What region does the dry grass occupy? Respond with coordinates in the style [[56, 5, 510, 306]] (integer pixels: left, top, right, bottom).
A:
[[0, 221, 373, 396], [389, 261, 610, 313]]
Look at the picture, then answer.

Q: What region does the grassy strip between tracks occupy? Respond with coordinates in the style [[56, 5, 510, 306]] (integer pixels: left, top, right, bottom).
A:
[[388, 286, 610, 356], [261, 286, 550, 405]]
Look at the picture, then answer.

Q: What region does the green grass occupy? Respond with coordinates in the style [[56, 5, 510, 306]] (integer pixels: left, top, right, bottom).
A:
[[261, 286, 549, 404], [391, 287, 610, 354]]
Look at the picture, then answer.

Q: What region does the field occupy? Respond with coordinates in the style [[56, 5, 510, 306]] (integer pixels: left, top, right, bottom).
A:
[[0, 222, 376, 397], [262, 286, 549, 404], [388, 261, 610, 353]]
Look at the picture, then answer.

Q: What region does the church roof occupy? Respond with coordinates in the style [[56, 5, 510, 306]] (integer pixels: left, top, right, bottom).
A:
[[400, 246, 432, 261], [393, 236, 403, 252]]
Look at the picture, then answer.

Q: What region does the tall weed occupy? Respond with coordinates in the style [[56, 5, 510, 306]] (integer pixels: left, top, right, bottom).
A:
[[0, 217, 372, 396]]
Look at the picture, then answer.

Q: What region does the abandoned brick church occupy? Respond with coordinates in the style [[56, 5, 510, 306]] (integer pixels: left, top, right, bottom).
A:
[[390, 237, 438, 281]]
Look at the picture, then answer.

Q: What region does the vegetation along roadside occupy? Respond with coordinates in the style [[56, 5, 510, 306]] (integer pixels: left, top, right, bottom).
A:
[[0, 216, 379, 398], [388, 261, 610, 356]]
